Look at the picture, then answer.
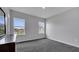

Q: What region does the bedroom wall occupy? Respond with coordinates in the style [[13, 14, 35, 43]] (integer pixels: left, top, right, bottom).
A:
[[46, 8, 79, 48], [10, 10, 45, 42]]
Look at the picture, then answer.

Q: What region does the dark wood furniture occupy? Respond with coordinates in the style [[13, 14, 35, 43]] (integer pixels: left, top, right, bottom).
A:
[[0, 42, 15, 52]]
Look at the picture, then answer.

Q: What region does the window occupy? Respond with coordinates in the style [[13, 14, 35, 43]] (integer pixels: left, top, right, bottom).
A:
[[0, 8, 6, 38], [13, 18, 25, 35], [0, 16, 5, 36], [38, 22, 44, 34]]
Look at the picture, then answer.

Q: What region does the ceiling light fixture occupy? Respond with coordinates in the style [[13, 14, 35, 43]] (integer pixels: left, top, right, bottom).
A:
[[42, 7, 46, 9]]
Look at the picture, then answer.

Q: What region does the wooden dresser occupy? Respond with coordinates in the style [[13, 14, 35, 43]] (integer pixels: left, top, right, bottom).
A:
[[0, 35, 15, 52], [0, 42, 15, 52]]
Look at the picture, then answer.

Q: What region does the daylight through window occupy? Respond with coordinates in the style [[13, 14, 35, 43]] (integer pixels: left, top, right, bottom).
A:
[[13, 18, 25, 35], [38, 22, 44, 34]]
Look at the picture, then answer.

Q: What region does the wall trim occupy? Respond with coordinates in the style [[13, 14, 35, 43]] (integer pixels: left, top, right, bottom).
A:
[[47, 38, 79, 49], [16, 37, 47, 44]]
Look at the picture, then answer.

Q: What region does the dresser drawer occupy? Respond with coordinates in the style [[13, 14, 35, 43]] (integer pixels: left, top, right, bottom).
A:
[[0, 43, 15, 52]]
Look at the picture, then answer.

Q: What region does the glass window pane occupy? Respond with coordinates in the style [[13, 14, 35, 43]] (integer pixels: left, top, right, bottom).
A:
[[38, 22, 44, 34], [0, 16, 5, 36], [13, 18, 25, 35]]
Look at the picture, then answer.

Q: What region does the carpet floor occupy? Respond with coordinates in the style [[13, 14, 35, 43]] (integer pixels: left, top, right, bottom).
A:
[[15, 39, 79, 52]]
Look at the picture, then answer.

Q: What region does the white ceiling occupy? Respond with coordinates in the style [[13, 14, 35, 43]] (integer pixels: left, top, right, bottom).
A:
[[10, 7, 74, 18]]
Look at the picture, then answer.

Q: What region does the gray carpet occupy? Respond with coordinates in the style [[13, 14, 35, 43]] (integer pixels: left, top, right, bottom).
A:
[[15, 39, 79, 52]]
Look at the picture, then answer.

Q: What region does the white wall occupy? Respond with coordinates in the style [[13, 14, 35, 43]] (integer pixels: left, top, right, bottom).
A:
[[46, 8, 79, 48], [10, 10, 45, 42]]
